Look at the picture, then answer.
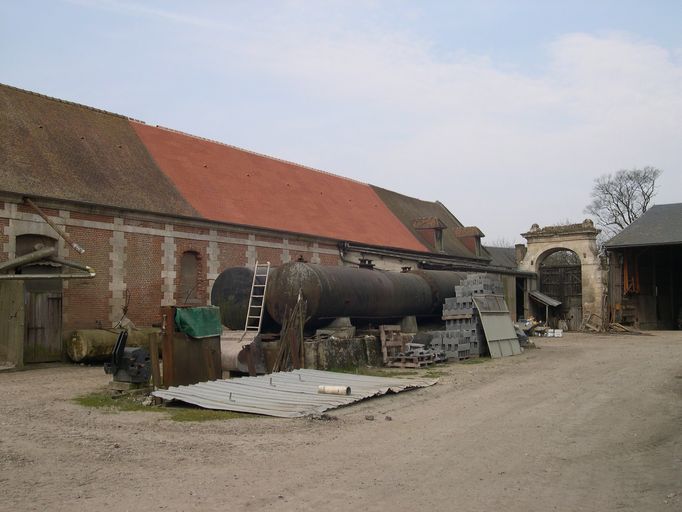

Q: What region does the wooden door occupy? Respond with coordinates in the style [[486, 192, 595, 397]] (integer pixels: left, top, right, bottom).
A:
[[24, 291, 62, 363], [540, 265, 582, 330]]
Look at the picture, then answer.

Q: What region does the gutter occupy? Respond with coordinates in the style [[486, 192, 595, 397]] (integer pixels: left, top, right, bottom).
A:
[[339, 242, 536, 278]]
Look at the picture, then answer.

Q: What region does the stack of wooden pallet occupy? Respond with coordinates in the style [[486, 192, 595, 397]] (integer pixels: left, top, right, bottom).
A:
[[380, 325, 446, 368]]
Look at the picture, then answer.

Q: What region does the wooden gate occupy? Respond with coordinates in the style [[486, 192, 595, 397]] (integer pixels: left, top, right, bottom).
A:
[[24, 291, 62, 363], [540, 265, 582, 330]]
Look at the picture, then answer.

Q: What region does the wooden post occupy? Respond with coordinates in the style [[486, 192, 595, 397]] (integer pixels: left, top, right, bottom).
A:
[[161, 306, 175, 388], [0, 281, 25, 369], [149, 332, 161, 388]]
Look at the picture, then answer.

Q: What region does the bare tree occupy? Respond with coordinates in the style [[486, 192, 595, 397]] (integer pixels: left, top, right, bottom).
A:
[[585, 167, 661, 237], [487, 237, 516, 248]]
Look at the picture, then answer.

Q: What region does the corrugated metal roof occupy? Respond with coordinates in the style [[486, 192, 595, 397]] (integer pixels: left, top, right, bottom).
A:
[[529, 290, 562, 307], [152, 369, 437, 418], [605, 203, 682, 248]]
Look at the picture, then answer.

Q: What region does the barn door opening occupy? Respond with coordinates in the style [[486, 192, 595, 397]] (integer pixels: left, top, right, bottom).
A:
[[15, 234, 63, 363], [539, 250, 582, 330], [24, 290, 62, 362]]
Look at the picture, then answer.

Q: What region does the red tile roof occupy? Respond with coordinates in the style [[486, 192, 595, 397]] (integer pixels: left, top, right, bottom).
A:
[[131, 122, 428, 251]]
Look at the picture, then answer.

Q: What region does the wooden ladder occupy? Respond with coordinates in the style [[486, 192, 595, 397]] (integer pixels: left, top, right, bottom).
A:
[[244, 261, 270, 335]]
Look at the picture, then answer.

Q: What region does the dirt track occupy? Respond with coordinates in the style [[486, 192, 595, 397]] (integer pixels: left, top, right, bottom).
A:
[[1, 332, 681, 512]]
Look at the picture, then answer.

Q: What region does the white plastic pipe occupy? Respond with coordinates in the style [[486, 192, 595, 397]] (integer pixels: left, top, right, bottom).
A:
[[318, 385, 351, 395]]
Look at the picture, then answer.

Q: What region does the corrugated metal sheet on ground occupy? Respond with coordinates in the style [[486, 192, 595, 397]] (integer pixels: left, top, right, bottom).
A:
[[472, 294, 522, 358], [152, 369, 437, 418]]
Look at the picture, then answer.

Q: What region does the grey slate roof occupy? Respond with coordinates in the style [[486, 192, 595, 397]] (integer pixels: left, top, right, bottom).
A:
[[605, 203, 682, 249], [482, 246, 517, 269], [370, 185, 489, 261]]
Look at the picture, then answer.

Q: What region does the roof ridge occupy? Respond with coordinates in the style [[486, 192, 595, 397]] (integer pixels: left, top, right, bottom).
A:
[[0, 82, 147, 125], [134, 122, 369, 186]]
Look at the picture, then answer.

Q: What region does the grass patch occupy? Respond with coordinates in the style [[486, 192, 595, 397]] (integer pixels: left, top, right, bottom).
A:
[[74, 392, 155, 413], [328, 366, 420, 378], [460, 357, 488, 365], [74, 391, 246, 422], [328, 365, 450, 379], [424, 369, 447, 378]]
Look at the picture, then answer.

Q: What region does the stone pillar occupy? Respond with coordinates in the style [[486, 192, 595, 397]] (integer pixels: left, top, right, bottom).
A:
[[161, 224, 176, 306], [108, 219, 127, 326], [206, 230, 220, 305], [246, 234, 256, 267]]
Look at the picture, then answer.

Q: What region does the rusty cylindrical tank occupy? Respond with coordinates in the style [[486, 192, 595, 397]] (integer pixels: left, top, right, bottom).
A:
[[210, 266, 256, 330], [211, 263, 466, 328], [265, 263, 466, 325]]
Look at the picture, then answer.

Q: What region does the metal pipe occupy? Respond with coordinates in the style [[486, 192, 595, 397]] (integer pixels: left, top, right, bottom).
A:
[[24, 197, 85, 254], [0, 246, 56, 272], [341, 242, 536, 278], [0, 270, 95, 280], [48, 255, 94, 273]]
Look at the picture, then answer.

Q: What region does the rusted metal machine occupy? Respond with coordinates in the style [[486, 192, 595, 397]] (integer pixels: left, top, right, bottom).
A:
[[103, 331, 151, 384], [211, 262, 465, 329]]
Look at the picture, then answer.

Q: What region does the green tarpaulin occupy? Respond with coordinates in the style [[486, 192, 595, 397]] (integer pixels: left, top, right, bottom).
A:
[[174, 306, 222, 339]]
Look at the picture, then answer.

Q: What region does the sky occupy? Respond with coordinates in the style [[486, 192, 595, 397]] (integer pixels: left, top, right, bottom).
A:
[[1, 0, 681, 244]]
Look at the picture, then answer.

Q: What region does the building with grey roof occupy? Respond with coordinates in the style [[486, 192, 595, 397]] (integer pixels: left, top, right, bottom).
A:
[[605, 203, 682, 330]]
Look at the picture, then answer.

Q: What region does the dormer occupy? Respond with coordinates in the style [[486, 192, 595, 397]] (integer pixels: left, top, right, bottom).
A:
[[412, 217, 447, 253], [454, 226, 485, 257]]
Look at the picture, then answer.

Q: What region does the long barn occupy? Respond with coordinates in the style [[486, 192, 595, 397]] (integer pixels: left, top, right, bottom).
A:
[[0, 83, 522, 367]]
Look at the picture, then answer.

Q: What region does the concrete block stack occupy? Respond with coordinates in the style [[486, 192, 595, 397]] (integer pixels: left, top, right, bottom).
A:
[[427, 273, 504, 359]]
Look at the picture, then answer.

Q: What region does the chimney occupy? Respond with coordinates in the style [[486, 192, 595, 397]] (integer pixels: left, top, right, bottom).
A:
[[515, 244, 527, 264], [453, 226, 484, 257]]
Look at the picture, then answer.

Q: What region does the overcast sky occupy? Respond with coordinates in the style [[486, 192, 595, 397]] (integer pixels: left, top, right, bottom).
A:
[[2, 1, 680, 244]]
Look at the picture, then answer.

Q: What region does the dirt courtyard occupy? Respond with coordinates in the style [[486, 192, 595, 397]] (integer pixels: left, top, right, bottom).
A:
[[1, 332, 681, 512]]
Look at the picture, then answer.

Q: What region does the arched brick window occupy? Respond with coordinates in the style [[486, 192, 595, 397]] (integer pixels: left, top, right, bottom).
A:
[[179, 251, 201, 304]]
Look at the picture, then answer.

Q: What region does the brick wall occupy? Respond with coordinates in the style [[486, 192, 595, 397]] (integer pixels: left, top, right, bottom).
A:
[[216, 241, 247, 269], [16, 203, 60, 217], [62, 225, 112, 331], [174, 237, 208, 305], [254, 246, 283, 266], [69, 211, 115, 223], [319, 253, 341, 265], [125, 232, 164, 327], [0, 200, 347, 335], [257, 234, 284, 244]]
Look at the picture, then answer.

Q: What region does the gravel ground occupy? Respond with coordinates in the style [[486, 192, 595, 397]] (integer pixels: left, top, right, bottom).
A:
[[1, 331, 681, 512]]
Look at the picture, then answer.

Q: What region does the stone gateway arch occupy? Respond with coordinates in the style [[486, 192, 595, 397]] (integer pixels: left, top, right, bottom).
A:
[[518, 220, 606, 330]]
